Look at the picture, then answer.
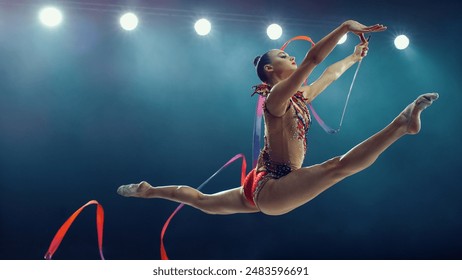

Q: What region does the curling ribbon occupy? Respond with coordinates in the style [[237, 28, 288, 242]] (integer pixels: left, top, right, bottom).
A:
[[44, 200, 105, 260], [252, 95, 265, 168], [161, 153, 247, 260]]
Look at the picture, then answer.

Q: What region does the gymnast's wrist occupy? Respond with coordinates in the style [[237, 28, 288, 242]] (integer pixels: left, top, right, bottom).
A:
[[341, 20, 353, 32], [351, 53, 361, 62]]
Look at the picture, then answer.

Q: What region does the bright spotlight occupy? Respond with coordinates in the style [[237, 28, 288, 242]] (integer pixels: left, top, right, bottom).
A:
[[267, 24, 282, 40], [394, 35, 410, 50], [120, 12, 139, 31], [194, 18, 211, 36], [39, 7, 63, 28], [337, 34, 347, 44]]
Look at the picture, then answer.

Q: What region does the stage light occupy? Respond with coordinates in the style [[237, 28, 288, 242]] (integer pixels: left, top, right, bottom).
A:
[[337, 34, 347, 44], [38, 7, 63, 28], [267, 24, 282, 40], [394, 35, 410, 50], [194, 18, 211, 36], [120, 12, 139, 31]]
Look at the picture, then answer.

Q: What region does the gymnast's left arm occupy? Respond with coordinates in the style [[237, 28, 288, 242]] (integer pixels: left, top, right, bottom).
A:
[[301, 39, 369, 103]]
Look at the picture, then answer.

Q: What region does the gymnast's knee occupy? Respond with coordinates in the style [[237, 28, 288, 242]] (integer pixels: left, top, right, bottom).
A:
[[322, 156, 353, 179]]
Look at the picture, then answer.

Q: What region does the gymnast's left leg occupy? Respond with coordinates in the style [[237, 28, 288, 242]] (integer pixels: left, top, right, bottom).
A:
[[117, 182, 259, 215]]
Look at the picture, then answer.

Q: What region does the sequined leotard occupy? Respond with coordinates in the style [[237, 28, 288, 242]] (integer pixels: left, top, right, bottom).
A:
[[243, 84, 311, 206]]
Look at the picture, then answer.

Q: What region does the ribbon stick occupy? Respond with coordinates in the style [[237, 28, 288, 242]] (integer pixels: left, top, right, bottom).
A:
[[44, 200, 105, 260], [161, 153, 247, 260], [334, 58, 363, 133]]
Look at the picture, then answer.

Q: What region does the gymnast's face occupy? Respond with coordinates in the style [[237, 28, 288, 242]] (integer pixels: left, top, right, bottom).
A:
[[265, 49, 297, 78]]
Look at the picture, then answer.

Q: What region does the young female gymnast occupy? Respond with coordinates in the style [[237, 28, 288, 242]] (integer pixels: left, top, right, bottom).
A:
[[117, 20, 438, 216]]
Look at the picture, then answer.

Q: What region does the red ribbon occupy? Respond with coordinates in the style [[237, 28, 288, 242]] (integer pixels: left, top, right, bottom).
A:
[[280, 35, 315, 51], [44, 200, 105, 260]]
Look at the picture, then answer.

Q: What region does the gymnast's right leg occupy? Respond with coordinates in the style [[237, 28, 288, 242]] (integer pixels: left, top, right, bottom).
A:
[[117, 182, 259, 215]]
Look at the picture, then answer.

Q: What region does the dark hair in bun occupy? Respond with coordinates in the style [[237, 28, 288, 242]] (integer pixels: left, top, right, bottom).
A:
[[253, 56, 261, 67], [253, 51, 271, 83]]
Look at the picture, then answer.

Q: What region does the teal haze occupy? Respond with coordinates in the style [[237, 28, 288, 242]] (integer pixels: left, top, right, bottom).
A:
[[0, 0, 461, 259]]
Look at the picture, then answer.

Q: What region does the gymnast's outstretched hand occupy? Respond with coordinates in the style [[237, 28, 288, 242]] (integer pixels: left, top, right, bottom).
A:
[[343, 20, 387, 36]]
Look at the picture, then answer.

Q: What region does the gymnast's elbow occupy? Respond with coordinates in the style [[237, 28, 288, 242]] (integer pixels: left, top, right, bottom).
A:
[[304, 52, 322, 66]]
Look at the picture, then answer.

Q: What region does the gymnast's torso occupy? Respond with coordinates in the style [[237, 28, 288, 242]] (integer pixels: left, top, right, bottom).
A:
[[255, 87, 311, 178]]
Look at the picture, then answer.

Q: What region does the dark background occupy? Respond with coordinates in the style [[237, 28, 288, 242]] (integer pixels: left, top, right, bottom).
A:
[[1, 0, 461, 260]]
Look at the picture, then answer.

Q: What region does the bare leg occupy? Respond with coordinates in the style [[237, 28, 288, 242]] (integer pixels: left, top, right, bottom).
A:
[[117, 182, 259, 215], [257, 93, 439, 215]]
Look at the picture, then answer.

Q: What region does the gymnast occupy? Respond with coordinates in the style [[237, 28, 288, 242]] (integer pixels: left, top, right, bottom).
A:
[[117, 20, 438, 216]]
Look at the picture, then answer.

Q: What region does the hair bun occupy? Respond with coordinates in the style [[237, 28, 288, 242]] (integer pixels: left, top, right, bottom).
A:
[[253, 56, 261, 67]]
